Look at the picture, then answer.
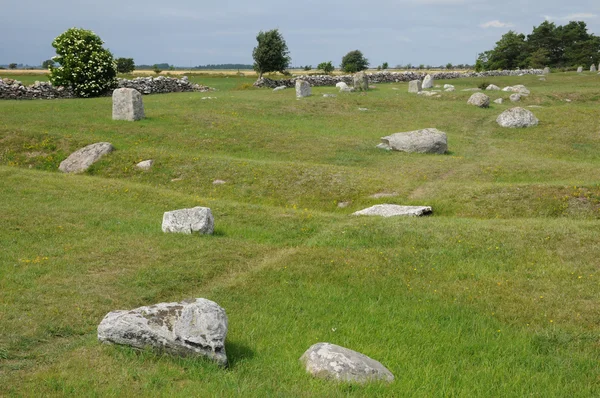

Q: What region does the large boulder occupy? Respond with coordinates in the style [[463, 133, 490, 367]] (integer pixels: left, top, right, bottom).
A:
[[467, 92, 490, 108], [300, 343, 394, 383], [58, 142, 114, 173], [486, 84, 500, 91], [496, 107, 539, 128], [295, 80, 311, 97], [112, 88, 145, 121], [98, 298, 228, 366], [408, 80, 422, 93], [353, 71, 368, 91], [577, 66, 583, 73], [162, 207, 214, 234], [335, 81, 348, 90], [353, 204, 432, 217], [422, 74, 434, 89], [543, 67, 550, 74], [378, 128, 447, 154]]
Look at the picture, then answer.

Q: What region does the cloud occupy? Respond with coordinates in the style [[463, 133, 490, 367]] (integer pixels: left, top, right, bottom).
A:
[[544, 13, 598, 21], [479, 20, 514, 29]]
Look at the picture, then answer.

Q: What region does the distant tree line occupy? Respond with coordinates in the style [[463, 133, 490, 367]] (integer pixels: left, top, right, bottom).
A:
[[476, 20, 600, 71], [194, 64, 253, 70]]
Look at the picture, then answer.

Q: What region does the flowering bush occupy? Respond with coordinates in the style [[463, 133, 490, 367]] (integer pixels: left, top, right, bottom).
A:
[[49, 28, 117, 97]]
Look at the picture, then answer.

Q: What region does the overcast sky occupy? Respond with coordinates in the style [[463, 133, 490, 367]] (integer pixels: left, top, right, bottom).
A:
[[1, 0, 598, 67]]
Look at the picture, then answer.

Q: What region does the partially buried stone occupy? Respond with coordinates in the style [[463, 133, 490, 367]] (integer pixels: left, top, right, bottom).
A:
[[591, 64, 597, 72], [98, 298, 228, 366], [112, 88, 145, 121], [136, 159, 154, 171], [59, 142, 114, 173], [273, 86, 286, 92], [353, 204, 432, 217], [509, 93, 521, 102], [378, 128, 447, 154], [295, 80, 311, 97], [300, 343, 394, 383], [162, 206, 214, 234]]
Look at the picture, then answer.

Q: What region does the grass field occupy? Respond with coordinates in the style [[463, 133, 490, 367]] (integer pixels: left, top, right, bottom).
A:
[[1, 71, 599, 396]]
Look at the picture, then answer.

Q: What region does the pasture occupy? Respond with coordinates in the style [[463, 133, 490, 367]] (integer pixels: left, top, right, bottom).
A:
[[1, 72, 599, 396]]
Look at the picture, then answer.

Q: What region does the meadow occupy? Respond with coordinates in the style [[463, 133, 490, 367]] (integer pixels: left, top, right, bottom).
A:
[[1, 71, 599, 396]]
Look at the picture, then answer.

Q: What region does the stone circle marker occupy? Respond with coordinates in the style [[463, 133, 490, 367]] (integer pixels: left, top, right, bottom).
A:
[[300, 343, 394, 383], [353, 204, 432, 217], [543, 67, 550, 74], [496, 107, 539, 128], [422, 74, 434, 89], [353, 71, 369, 91], [408, 80, 422, 93], [58, 142, 114, 173], [162, 206, 214, 234], [377, 128, 447, 154], [112, 88, 145, 121], [591, 64, 597, 72], [577, 66, 583, 73], [467, 92, 490, 108], [295, 80, 311, 97], [98, 298, 228, 366]]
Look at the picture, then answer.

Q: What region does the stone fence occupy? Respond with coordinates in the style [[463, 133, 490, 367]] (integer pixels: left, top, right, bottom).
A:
[[253, 69, 544, 88], [0, 76, 213, 100]]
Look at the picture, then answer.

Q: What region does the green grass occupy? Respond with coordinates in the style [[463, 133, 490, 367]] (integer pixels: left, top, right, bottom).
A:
[[1, 72, 599, 397]]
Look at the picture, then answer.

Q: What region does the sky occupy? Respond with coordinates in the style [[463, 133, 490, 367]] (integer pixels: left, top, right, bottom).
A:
[[1, 0, 599, 67]]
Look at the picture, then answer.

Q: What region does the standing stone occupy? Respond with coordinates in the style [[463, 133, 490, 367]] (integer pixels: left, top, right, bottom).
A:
[[577, 66, 583, 73], [591, 64, 597, 72], [378, 128, 447, 154], [422, 74, 434, 89], [467, 92, 490, 108], [295, 80, 311, 97], [543, 67, 550, 74], [300, 343, 394, 383], [353, 71, 369, 91], [112, 88, 145, 121], [408, 80, 422, 93], [496, 107, 539, 128], [59, 142, 114, 173], [98, 298, 228, 366], [162, 207, 214, 234]]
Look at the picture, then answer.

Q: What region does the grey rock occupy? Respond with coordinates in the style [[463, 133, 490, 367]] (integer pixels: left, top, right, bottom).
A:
[[443, 84, 454, 89], [539, 78, 546, 81], [444, 87, 455, 92], [295, 80, 311, 97], [336, 82, 349, 90], [486, 84, 500, 91], [509, 93, 521, 102], [323, 94, 337, 98], [577, 66, 583, 73], [512, 85, 530, 95], [370, 192, 398, 198], [496, 107, 539, 128], [340, 86, 355, 93], [417, 91, 438, 97], [353, 71, 369, 91], [543, 67, 550, 74], [379, 128, 447, 154], [502, 86, 514, 92], [494, 98, 504, 104], [461, 88, 481, 92], [59, 142, 114, 173], [300, 343, 394, 383], [408, 80, 422, 93], [467, 92, 490, 108], [422, 74, 434, 89], [591, 64, 597, 72], [337, 201, 351, 208], [213, 179, 226, 185], [136, 159, 154, 171], [112, 88, 145, 121], [273, 86, 286, 92], [353, 204, 432, 217], [98, 298, 228, 366], [162, 207, 214, 234], [358, 107, 368, 111]]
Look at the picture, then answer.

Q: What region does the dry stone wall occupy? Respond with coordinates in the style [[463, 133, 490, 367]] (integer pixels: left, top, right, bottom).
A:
[[254, 69, 544, 88], [0, 76, 213, 100]]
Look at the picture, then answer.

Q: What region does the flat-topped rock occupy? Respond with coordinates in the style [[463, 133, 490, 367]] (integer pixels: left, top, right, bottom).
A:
[[300, 343, 394, 383], [353, 204, 432, 217], [378, 128, 447, 154], [59, 142, 114, 173], [467, 92, 490, 108], [408, 80, 422, 93], [486, 84, 500, 91], [496, 107, 539, 128], [295, 80, 311, 97], [136, 159, 154, 170], [577, 66, 583, 73], [98, 298, 228, 366], [162, 206, 214, 234], [112, 88, 145, 121]]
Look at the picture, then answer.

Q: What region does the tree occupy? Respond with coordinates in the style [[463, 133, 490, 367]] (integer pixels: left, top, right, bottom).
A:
[[303, 65, 312, 71], [446, 63, 453, 70], [382, 62, 389, 70], [116, 57, 135, 73], [8, 63, 17, 69], [340, 50, 369, 73], [49, 27, 117, 97], [41, 59, 54, 69], [152, 64, 162, 74], [252, 29, 291, 78], [528, 48, 550, 68], [485, 31, 528, 70], [317, 61, 334, 74]]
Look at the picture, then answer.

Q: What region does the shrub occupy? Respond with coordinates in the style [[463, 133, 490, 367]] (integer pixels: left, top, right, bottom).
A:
[[116, 58, 135, 74], [9, 63, 17, 69], [49, 28, 117, 97], [317, 61, 334, 74], [382, 62, 389, 70], [340, 50, 368, 73], [152, 65, 162, 74], [41, 59, 55, 69]]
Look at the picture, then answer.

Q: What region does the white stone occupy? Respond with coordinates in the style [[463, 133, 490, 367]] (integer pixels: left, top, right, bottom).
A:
[[494, 98, 504, 104], [467, 92, 490, 108], [408, 80, 422, 93], [543, 67, 551, 74], [98, 298, 228, 366], [295, 80, 311, 97], [486, 84, 500, 91], [59, 142, 114, 173], [577, 66, 583, 73], [422, 74, 434, 89], [273, 86, 286, 92], [591, 64, 597, 72], [496, 107, 539, 128], [162, 207, 214, 234], [353, 204, 432, 217], [443, 84, 454, 89], [336, 82, 349, 90], [323, 94, 336, 98], [502, 86, 513, 92], [136, 159, 154, 171], [509, 93, 521, 102], [444, 87, 455, 92], [300, 343, 394, 383], [512, 85, 530, 95], [378, 128, 447, 154], [112, 88, 145, 121], [213, 180, 226, 185], [353, 71, 368, 91]]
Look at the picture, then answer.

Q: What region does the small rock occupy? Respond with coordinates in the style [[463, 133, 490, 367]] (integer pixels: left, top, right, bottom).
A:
[[509, 93, 521, 102], [467, 92, 490, 108], [577, 66, 583, 73], [273, 86, 286, 92], [486, 84, 500, 91], [213, 180, 226, 185], [323, 94, 336, 98], [353, 204, 432, 217], [370, 192, 398, 198], [443, 84, 454, 89], [444, 87, 455, 92], [496, 107, 539, 128], [358, 107, 368, 111], [379, 128, 447, 154], [59, 142, 114, 173], [162, 207, 214, 234], [337, 201, 350, 208], [543, 67, 550, 74], [336, 82, 349, 90], [494, 98, 504, 104], [461, 88, 481, 92], [136, 159, 154, 171]]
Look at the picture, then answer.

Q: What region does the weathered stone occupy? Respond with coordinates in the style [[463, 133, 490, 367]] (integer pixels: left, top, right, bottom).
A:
[[591, 64, 597, 72], [323, 94, 337, 98], [543, 67, 551, 74], [512, 85, 530, 95], [379, 128, 447, 154], [417, 91, 438, 97], [112, 88, 145, 121], [461, 88, 481, 91], [340, 86, 355, 93], [486, 84, 500, 91], [577, 66, 583, 73], [496, 107, 539, 128], [300, 343, 394, 383], [136, 159, 154, 171], [336, 82, 349, 90], [213, 179, 226, 185], [408, 80, 422, 93], [353, 204, 432, 217], [467, 92, 490, 108], [422, 74, 434, 89], [509, 93, 521, 102], [98, 298, 228, 366], [273, 86, 286, 92], [59, 142, 114, 173], [494, 98, 504, 104], [295, 80, 311, 97], [444, 87, 455, 92], [162, 207, 214, 234], [443, 84, 454, 89], [353, 71, 369, 91], [369, 192, 398, 198]]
